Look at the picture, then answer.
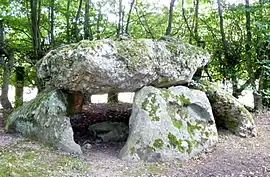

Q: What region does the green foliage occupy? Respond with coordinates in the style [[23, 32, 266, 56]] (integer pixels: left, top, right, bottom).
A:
[[0, 0, 269, 107]]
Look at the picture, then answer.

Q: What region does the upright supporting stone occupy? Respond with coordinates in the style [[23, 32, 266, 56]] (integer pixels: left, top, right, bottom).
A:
[[119, 86, 218, 162], [189, 81, 257, 137], [67, 91, 84, 115], [5, 90, 82, 154]]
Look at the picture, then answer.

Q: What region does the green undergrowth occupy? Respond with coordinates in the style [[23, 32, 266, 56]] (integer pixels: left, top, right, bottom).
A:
[[0, 140, 88, 177]]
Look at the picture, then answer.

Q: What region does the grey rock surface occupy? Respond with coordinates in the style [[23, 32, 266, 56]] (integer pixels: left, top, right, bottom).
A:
[[88, 121, 129, 142], [37, 38, 210, 94], [189, 81, 257, 137], [119, 86, 218, 162], [5, 90, 82, 154]]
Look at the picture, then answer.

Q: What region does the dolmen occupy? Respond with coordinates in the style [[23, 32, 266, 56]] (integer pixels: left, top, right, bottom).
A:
[[5, 38, 256, 162]]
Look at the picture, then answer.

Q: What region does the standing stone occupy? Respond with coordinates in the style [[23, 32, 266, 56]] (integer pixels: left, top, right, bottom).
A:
[[119, 86, 218, 162], [5, 90, 82, 154], [189, 81, 257, 137]]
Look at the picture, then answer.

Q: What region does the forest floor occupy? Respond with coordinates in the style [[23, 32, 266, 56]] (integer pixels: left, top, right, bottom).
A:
[[0, 104, 270, 177]]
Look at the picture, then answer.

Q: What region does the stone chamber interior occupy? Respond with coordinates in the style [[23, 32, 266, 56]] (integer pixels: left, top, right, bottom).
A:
[[70, 102, 132, 151]]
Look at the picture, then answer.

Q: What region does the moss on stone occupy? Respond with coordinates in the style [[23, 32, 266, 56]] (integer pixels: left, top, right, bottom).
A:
[[160, 89, 171, 102], [165, 42, 179, 55], [141, 93, 160, 121], [224, 118, 239, 130], [5, 91, 52, 131], [115, 39, 148, 71], [167, 133, 187, 152], [177, 94, 191, 106], [168, 132, 179, 148], [186, 140, 197, 153], [187, 121, 201, 135], [130, 147, 135, 155], [153, 138, 164, 149], [177, 108, 189, 120], [146, 145, 156, 152], [0, 142, 87, 177], [172, 118, 183, 130]]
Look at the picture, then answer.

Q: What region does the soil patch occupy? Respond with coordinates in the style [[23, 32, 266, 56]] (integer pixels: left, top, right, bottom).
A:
[[1, 106, 270, 177]]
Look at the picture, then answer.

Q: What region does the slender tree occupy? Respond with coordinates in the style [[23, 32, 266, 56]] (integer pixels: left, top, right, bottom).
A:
[[66, 0, 71, 43], [30, 0, 39, 59], [0, 20, 12, 109], [182, 0, 194, 42], [165, 0, 176, 36], [125, 0, 136, 34], [96, 2, 102, 39], [117, 0, 123, 37], [50, 0, 55, 47], [84, 0, 93, 40], [193, 0, 200, 45], [74, 0, 83, 41]]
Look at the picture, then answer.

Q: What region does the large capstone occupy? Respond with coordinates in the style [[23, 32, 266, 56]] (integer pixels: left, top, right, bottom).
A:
[[5, 90, 82, 154], [189, 81, 257, 137], [37, 38, 210, 94], [119, 86, 218, 162]]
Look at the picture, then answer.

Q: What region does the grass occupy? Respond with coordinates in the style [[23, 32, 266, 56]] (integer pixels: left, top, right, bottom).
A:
[[0, 140, 88, 177]]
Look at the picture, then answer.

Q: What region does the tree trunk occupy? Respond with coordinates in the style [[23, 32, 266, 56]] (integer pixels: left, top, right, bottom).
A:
[[217, 0, 228, 55], [84, 0, 93, 40], [125, 0, 136, 34], [117, 0, 123, 37], [30, 0, 39, 58], [108, 91, 118, 104], [0, 62, 12, 110], [0, 19, 12, 110], [96, 4, 102, 39], [50, 0, 55, 47], [66, 0, 71, 43], [74, 0, 83, 42], [232, 75, 239, 98], [254, 79, 263, 110], [15, 66, 24, 108], [165, 0, 176, 36], [67, 91, 84, 115], [245, 0, 258, 109], [182, 0, 194, 43], [194, 0, 200, 44]]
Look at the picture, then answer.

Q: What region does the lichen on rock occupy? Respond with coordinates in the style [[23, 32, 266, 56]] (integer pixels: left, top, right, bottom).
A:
[[5, 90, 82, 154], [37, 38, 210, 94], [189, 80, 257, 137], [119, 86, 218, 162]]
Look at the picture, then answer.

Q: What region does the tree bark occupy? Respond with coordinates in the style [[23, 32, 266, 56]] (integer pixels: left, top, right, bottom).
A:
[[117, 0, 123, 37], [108, 91, 118, 104], [0, 19, 12, 110], [15, 66, 24, 108], [67, 91, 84, 115], [194, 0, 200, 44], [165, 0, 176, 36], [245, 0, 258, 109], [30, 0, 39, 59], [74, 0, 83, 42], [182, 0, 194, 42], [84, 0, 93, 40], [50, 0, 55, 47], [66, 0, 71, 43], [125, 0, 136, 34], [96, 3, 102, 39], [0, 64, 12, 110]]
